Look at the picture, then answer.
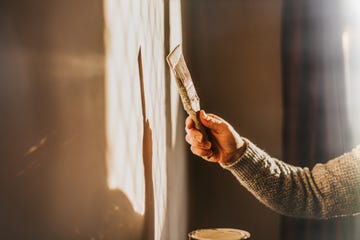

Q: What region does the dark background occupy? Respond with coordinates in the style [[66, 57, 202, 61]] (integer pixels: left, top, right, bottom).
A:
[[183, 1, 283, 240]]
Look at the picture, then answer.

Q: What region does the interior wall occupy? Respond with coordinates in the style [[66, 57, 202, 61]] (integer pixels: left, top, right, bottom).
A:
[[0, 0, 186, 240], [104, 0, 186, 239], [183, 1, 283, 240]]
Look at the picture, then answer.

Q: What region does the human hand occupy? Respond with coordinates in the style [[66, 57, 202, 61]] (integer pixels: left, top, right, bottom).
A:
[[185, 110, 246, 165]]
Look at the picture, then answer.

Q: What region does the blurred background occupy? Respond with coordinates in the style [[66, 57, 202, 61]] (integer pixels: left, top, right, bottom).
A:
[[183, 1, 282, 239], [183, 1, 360, 240], [1, 0, 360, 240]]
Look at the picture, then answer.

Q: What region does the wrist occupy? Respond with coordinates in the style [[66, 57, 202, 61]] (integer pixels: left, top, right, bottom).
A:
[[221, 139, 247, 166]]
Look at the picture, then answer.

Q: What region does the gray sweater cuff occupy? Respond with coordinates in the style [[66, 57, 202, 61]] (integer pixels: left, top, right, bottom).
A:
[[220, 138, 267, 179]]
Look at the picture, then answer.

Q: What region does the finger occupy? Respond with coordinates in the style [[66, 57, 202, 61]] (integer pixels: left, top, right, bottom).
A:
[[190, 146, 215, 161], [185, 129, 203, 143], [199, 110, 226, 133], [202, 151, 216, 162], [185, 115, 194, 130], [185, 134, 212, 149], [185, 128, 205, 142], [206, 113, 223, 121]]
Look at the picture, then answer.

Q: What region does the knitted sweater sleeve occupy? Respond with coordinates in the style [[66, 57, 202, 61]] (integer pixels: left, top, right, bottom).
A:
[[222, 138, 360, 219]]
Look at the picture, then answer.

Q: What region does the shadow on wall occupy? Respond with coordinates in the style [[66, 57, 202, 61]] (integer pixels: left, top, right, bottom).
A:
[[0, 0, 156, 239], [139, 48, 155, 240]]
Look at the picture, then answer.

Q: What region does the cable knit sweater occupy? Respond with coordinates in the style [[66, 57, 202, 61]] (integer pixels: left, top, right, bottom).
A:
[[222, 138, 360, 219]]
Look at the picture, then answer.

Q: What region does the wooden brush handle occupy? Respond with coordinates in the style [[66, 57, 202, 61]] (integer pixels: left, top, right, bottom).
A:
[[190, 111, 209, 142]]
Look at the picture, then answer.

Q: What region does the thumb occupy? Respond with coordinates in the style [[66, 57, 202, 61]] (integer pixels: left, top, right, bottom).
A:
[[199, 110, 225, 132]]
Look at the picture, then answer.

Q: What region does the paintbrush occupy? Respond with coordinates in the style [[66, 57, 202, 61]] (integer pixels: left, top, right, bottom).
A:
[[166, 44, 208, 141]]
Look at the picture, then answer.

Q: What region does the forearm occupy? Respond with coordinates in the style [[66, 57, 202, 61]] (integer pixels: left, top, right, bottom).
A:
[[222, 139, 360, 219]]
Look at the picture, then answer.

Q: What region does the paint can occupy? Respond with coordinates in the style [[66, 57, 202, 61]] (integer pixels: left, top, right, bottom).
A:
[[188, 228, 250, 240]]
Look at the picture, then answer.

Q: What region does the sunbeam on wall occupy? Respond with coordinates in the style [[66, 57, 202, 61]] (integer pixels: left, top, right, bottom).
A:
[[170, 0, 182, 147], [103, 0, 183, 239], [342, 0, 360, 143]]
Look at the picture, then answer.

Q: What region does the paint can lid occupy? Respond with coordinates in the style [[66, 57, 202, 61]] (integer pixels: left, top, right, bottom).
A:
[[188, 228, 250, 240]]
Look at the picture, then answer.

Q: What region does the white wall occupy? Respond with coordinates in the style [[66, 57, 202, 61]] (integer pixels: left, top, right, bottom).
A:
[[104, 0, 186, 239]]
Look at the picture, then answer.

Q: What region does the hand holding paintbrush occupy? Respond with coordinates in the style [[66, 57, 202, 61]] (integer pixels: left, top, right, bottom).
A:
[[166, 45, 245, 163]]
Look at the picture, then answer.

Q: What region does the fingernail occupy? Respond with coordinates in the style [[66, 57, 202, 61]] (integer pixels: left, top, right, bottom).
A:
[[203, 112, 211, 121], [213, 119, 221, 124]]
